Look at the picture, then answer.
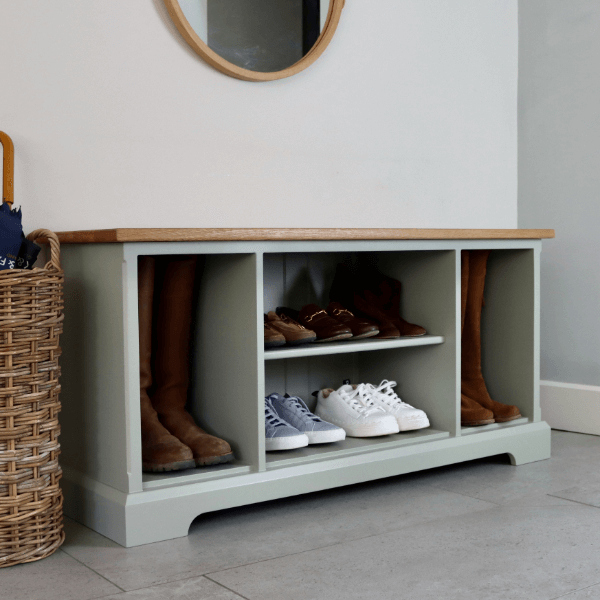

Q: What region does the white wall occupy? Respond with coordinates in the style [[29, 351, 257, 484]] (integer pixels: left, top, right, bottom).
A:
[[0, 1, 518, 232], [519, 0, 600, 434]]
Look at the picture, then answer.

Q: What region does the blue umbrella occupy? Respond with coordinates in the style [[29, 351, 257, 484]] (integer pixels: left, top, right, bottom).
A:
[[1, 131, 40, 271]]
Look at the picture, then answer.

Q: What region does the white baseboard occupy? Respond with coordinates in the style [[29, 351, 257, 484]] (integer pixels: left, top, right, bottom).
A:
[[540, 380, 600, 436]]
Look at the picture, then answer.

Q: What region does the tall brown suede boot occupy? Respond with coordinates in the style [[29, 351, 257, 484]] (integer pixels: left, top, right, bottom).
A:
[[152, 256, 235, 466], [461, 250, 521, 423], [460, 252, 494, 426], [138, 256, 195, 472]]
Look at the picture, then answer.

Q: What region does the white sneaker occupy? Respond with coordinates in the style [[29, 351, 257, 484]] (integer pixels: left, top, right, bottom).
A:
[[365, 380, 430, 431], [314, 384, 399, 437]]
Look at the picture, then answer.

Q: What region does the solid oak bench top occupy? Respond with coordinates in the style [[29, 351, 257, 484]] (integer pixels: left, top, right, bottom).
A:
[[51, 228, 556, 244]]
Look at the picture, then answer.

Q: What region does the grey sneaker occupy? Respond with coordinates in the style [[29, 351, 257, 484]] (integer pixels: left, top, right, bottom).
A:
[[268, 393, 346, 444], [264, 397, 309, 451]]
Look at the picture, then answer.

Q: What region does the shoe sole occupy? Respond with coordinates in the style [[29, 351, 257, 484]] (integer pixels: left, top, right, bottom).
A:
[[397, 418, 430, 431], [314, 333, 353, 343], [462, 419, 495, 426], [195, 452, 235, 466], [305, 429, 346, 444], [344, 421, 400, 437], [349, 331, 379, 340], [142, 459, 196, 473], [285, 336, 318, 346], [265, 434, 309, 451], [265, 340, 286, 348], [494, 413, 522, 423], [315, 409, 400, 437]]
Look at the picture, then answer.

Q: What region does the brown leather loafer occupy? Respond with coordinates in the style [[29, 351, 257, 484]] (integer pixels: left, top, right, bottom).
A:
[[278, 305, 353, 343], [266, 311, 316, 345], [264, 316, 286, 348], [326, 302, 379, 340]]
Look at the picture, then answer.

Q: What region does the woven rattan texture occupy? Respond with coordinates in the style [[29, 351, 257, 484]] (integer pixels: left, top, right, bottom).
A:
[[0, 229, 65, 568]]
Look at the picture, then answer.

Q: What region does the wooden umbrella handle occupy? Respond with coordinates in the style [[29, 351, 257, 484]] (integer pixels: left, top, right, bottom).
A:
[[0, 131, 15, 207]]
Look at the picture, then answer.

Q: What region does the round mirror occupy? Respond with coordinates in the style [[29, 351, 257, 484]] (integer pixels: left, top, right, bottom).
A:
[[164, 0, 345, 81]]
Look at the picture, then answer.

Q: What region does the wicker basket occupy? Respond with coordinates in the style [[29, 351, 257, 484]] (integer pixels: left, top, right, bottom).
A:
[[0, 229, 65, 568]]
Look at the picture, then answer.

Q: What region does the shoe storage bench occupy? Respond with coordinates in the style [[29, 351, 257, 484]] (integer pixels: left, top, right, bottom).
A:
[[55, 228, 554, 547]]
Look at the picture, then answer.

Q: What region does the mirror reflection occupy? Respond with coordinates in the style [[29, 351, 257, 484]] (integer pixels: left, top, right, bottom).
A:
[[179, 0, 331, 73]]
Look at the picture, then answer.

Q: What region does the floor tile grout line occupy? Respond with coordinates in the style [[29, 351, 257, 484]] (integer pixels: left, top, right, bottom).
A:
[[89, 592, 129, 600], [432, 481, 599, 507], [193, 497, 600, 598], [84, 573, 222, 598], [61, 486, 582, 594], [198, 490, 600, 581], [50, 476, 595, 594], [204, 574, 253, 600], [203, 521, 449, 577], [201, 541, 350, 578], [49, 497, 600, 600], [58, 548, 127, 595], [450, 487, 600, 508], [546, 494, 600, 510], [200, 501, 503, 580], [427, 484, 504, 506], [88, 571, 255, 597], [59, 485, 577, 594], [78, 574, 253, 600], [56, 491, 499, 592], [548, 581, 600, 600]]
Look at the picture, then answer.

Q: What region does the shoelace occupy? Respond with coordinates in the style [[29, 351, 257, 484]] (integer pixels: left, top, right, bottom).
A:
[[338, 386, 384, 416], [285, 396, 322, 422], [370, 380, 414, 409], [265, 399, 291, 428]]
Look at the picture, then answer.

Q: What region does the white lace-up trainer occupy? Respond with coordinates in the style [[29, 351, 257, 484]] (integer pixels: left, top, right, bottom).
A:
[[365, 380, 430, 431], [314, 384, 399, 437]]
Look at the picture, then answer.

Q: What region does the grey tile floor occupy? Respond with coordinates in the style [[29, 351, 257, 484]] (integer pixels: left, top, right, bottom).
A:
[[3, 430, 600, 600]]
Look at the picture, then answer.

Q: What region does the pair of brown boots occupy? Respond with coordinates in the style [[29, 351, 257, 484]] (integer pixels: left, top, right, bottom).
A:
[[138, 256, 234, 472], [461, 251, 521, 426], [329, 263, 427, 339]]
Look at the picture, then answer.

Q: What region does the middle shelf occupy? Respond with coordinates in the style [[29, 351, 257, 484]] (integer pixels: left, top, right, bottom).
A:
[[264, 334, 445, 360]]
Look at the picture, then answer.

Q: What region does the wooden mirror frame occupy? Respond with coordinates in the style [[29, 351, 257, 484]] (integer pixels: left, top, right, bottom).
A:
[[163, 0, 345, 82]]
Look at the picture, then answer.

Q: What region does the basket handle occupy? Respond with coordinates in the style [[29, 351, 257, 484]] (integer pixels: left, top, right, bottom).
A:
[[27, 229, 61, 271], [0, 131, 15, 207]]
